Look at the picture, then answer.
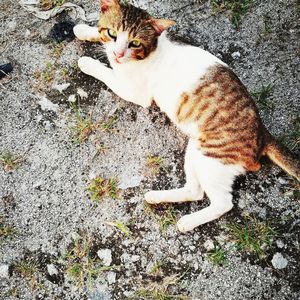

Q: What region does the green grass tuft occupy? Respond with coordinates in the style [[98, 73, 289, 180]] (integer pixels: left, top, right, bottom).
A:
[[65, 234, 116, 286], [227, 215, 276, 258], [251, 83, 274, 110], [208, 245, 227, 266], [211, 0, 255, 29], [0, 152, 23, 172], [88, 177, 119, 201]]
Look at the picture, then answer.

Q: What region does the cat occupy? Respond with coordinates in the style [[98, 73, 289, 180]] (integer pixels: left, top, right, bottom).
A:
[[73, 0, 300, 232]]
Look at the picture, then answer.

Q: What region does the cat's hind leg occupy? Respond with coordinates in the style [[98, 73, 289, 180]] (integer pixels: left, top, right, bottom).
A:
[[145, 140, 204, 204], [176, 145, 245, 232], [73, 24, 101, 42]]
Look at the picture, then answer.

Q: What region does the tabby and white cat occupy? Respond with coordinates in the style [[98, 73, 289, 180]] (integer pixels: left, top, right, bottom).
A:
[[73, 0, 299, 232]]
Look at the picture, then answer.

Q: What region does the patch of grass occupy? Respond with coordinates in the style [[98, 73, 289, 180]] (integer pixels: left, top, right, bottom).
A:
[[227, 215, 276, 258], [88, 177, 119, 201], [101, 115, 118, 131], [211, 0, 255, 29], [251, 83, 275, 110], [208, 245, 227, 266], [65, 234, 115, 286], [150, 260, 164, 276], [145, 204, 178, 232], [0, 152, 23, 172], [39, 0, 65, 10], [263, 14, 272, 34], [50, 41, 66, 59], [106, 221, 132, 238], [14, 262, 40, 289], [146, 154, 164, 176], [0, 217, 15, 239], [71, 108, 96, 144], [5, 287, 19, 297], [133, 274, 188, 300]]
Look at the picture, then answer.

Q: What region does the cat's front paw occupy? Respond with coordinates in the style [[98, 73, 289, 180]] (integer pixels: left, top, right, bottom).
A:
[[78, 56, 100, 76], [73, 24, 90, 41], [144, 191, 162, 204], [177, 215, 196, 233]]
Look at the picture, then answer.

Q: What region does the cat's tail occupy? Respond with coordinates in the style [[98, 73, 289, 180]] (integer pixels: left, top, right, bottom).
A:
[[264, 130, 300, 181]]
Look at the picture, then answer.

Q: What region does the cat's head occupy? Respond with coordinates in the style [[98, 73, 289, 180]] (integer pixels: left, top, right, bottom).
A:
[[98, 0, 175, 64]]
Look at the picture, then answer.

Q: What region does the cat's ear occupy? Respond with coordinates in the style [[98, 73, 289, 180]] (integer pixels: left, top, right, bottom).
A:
[[147, 18, 176, 35], [100, 0, 120, 12]]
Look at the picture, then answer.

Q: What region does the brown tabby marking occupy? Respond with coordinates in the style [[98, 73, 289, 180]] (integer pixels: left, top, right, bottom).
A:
[[176, 64, 265, 171], [98, 2, 158, 59]]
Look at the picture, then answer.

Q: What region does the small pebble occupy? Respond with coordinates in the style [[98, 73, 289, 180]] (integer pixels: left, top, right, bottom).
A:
[[97, 249, 112, 266], [0, 264, 10, 278], [204, 239, 214, 251], [47, 264, 58, 276], [107, 272, 116, 284], [271, 252, 288, 269]]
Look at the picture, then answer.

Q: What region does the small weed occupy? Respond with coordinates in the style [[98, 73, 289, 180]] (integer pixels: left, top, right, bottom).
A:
[[146, 154, 164, 175], [14, 262, 40, 289], [65, 234, 115, 286], [208, 245, 227, 266], [251, 83, 275, 110], [70, 104, 97, 143], [145, 204, 178, 232], [39, 0, 65, 10], [6, 287, 19, 297], [263, 14, 272, 34], [88, 177, 119, 201], [227, 215, 276, 258], [106, 221, 132, 238], [50, 41, 66, 59], [211, 0, 255, 29], [133, 274, 188, 300], [101, 115, 118, 132], [150, 260, 164, 276], [280, 117, 300, 151], [95, 143, 110, 155], [0, 152, 23, 172], [0, 217, 15, 239], [39, 62, 56, 83]]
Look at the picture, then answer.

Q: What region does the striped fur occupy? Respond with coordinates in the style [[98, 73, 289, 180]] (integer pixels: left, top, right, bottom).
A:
[[176, 65, 265, 172]]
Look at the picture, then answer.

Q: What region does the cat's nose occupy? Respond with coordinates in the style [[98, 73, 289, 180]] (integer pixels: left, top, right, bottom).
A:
[[114, 51, 125, 58]]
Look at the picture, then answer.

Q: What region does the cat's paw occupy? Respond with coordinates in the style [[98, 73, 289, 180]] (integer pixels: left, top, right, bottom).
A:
[[144, 191, 162, 204], [73, 24, 90, 40], [78, 56, 100, 76], [177, 215, 196, 233]]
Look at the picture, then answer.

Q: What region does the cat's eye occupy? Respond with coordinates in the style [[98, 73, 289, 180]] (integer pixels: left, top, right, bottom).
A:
[[107, 29, 117, 39], [129, 40, 141, 48]]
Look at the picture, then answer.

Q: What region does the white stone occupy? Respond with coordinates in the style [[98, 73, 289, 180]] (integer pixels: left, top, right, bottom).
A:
[[52, 83, 70, 93], [203, 239, 214, 251], [68, 94, 76, 102], [38, 96, 59, 112], [0, 264, 10, 278], [118, 175, 143, 189], [47, 264, 58, 276], [271, 253, 288, 269], [24, 29, 31, 38], [231, 51, 241, 59], [131, 255, 140, 262], [97, 249, 112, 266], [77, 88, 88, 99], [276, 240, 285, 249], [106, 272, 116, 284]]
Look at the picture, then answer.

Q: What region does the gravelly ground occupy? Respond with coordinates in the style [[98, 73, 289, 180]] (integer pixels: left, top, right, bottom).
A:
[[0, 0, 299, 299]]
